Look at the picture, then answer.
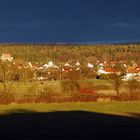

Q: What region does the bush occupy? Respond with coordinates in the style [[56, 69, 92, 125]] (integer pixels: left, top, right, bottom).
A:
[[99, 74, 115, 80], [127, 79, 140, 100], [62, 70, 81, 80], [94, 85, 110, 90], [80, 80, 96, 94], [61, 70, 81, 94], [61, 79, 81, 95], [61, 70, 81, 101], [28, 82, 39, 95], [36, 85, 55, 103], [81, 67, 96, 79], [0, 85, 15, 104]]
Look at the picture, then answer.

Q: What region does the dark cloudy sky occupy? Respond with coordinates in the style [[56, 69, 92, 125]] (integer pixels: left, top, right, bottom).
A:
[[0, 0, 140, 43]]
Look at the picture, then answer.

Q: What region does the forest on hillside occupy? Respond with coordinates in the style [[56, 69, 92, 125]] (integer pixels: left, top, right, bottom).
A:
[[0, 44, 140, 64]]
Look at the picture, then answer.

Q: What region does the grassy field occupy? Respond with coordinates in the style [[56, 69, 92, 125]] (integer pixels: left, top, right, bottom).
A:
[[0, 78, 135, 103], [0, 79, 113, 94], [0, 101, 140, 139], [0, 101, 140, 117]]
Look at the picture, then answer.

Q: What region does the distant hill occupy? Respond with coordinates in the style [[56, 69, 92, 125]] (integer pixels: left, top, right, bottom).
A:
[[0, 44, 140, 64]]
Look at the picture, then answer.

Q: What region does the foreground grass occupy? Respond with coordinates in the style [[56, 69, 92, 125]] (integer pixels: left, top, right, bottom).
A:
[[0, 101, 140, 117]]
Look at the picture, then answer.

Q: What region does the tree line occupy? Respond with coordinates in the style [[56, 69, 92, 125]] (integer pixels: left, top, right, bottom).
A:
[[0, 43, 140, 64]]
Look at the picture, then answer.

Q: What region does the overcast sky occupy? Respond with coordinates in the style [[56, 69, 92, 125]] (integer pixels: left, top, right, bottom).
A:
[[0, 0, 140, 43]]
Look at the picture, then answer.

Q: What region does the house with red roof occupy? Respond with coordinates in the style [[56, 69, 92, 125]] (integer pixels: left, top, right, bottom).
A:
[[123, 66, 140, 81], [97, 67, 121, 75]]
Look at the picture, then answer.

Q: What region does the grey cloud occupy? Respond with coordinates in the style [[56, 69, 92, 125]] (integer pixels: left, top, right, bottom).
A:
[[115, 22, 133, 26]]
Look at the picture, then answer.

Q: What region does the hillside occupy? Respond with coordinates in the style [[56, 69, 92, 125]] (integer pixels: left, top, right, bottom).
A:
[[0, 44, 140, 64]]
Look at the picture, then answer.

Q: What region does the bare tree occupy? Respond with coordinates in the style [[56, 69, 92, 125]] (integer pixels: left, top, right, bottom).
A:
[[110, 74, 122, 96], [0, 60, 14, 103]]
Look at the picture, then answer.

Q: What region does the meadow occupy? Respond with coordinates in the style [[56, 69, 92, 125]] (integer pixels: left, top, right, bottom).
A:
[[0, 101, 140, 139], [0, 78, 139, 104], [0, 101, 140, 117]]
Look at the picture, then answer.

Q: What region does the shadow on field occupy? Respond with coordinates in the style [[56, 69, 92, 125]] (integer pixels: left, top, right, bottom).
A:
[[0, 110, 140, 140]]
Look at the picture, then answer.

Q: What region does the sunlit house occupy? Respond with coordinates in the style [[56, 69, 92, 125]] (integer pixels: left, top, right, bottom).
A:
[[0, 53, 13, 62], [123, 66, 140, 81]]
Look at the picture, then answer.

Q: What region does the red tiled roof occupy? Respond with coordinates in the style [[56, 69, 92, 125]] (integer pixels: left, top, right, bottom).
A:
[[104, 68, 119, 73], [127, 66, 139, 73]]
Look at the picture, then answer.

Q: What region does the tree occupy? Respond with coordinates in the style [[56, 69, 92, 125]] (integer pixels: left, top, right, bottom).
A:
[[0, 61, 11, 92], [110, 74, 122, 96], [0, 60, 15, 103], [128, 79, 140, 100]]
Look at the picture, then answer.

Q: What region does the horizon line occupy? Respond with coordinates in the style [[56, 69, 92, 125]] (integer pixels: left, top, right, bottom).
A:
[[0, 40, 140, 46]]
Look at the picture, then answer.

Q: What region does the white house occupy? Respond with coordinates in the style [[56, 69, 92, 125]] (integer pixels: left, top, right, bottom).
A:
[[87, 63, 94, 68], [97, 69, 108, 75], [75, 61, 80, 66], [43, 61, 59, 69], [122, 66, 140, 81], [64, 63, 71, 67]]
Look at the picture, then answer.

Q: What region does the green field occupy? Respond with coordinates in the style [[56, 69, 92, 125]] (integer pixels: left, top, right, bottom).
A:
[[0, 88, 140, 139], [0, 78, 137, 104], [0, 79, 112, 97], [0, 79, 114, 94], [0, 101, 140, 117]]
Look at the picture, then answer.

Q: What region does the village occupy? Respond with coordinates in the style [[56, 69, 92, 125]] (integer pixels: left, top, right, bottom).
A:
[[0, 53, 140, 82]]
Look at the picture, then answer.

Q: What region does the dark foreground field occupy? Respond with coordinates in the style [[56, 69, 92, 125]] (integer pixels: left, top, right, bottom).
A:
[[0, 109, 140, 140]]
